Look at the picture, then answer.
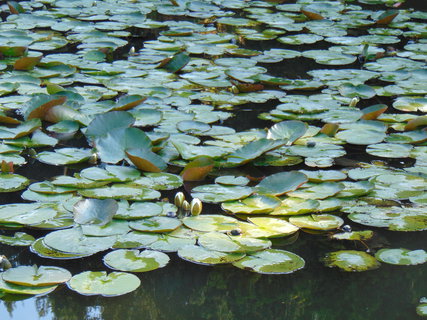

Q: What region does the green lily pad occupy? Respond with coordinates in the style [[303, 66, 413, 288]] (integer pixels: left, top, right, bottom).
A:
[[331, 230, 374, 241], [247, 217, 300, 237], [191, 184, 253, 203], [183, 215, 240, 233], [222, 195, 281, 214], [81, 220, 130, 237], [0, 276, 57, 295], [338, 83, 376, 99], [287, 182, 344, 200], [178, 245, 246, 265], [255, 171, 308, 196], [0, 174, 29, 192], [103, 249, 169, 272], [113, 231, 160, 249], [147, 235, 197, 253], [129, 216, 182, 233], [226, 138, 286, 166], [323, 250, 381, 272], [267, 120, 308, 144], [114, 201, 163, 220], [366, 143, 413, 158], [36, 148, 92, 166], [2, 265, 71, 286], [43, 228, 117, 255], [133, 173, 182, 190], [30, 238, 91, 260], [73, 199, 118, 226], [198, 232, 271, 253], [215, 175, 249, 186], [375, 248, 427, 265], [0, 232, 35, 246], [270, 197, 319, 216], [67, 271, 140, 297], [126, 148, 167, 173], [78, 184, 160, 201], [289, 214, 344, 230], [232, 249, 305, 274]]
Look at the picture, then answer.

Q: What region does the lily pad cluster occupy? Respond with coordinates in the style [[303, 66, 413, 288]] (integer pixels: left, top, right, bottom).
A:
[[0, 0, 425, 300]]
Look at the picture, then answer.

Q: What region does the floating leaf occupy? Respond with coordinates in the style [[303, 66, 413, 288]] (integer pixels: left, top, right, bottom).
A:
[[191, 184, 253, 203], [129, 216, 182, 233], [178, 245, 245, 265], [323, 250, 381, 271], [157, 52, 190, 73], [267, 121, 308, 144], [3, 265, 71, 286], [289, 214, 344, 230], [126, 148, 167, 173], [180, 156, 214, 181], [0, 232, 35, 246], [331, 230, 374, 241], [255, 171, 308, 196], [0, 277, 57, 295], [73, 199, 118, 226], [222, 195, 281, 214], [103, 249, 169, 272], [232, 249, 305, 274], [183, 215, 240, 233], [67, 271, 140, 297], [30, 238, 91, 260], [375, 248, 427, 265]]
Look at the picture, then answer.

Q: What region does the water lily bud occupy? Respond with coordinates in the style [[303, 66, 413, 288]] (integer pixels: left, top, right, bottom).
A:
[[190, 198, 202, 216], [174, 192, 185, 208], [129, 46, 136, 56], [182, 200, 190, 212], [349, 97, 359, 107], [0, 255, 12, 270]]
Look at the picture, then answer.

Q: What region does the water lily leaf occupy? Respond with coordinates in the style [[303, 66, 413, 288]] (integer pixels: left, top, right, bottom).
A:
[[361, 104, 388, 120], [299, 170, 347, 183], [0, 174, 29, 192], [24, 94, 66, 121], [157, 52, 190, 73], [14, 55, 42, 71], [114, 201, 163, 220], [37, 148, 92, 166], [226, 139, 286, 166], [0, 119, 41, 139], [0, 277, 57, 295], [336, 181, 374, 198], [177, 120, 210, 134], [301, 8, 324, 20], [81, 219, 130, 237], [43, 228, 117, 255], [133, 173, 182, 190], [267, 120, 308, 144], [147, 235, 196, 252], [232, 249, 305, 274], [270, 197, 319, 216], [338, 83, 376, 99], [222, 195, 281, 214], [183, 215, 240, 233], [417, 301, 427, 317], [375, 10, 399, 25], [324, 250, 381, 271], [78, 184, 160, 201], [405, 116, 427, 131], [0, 232, 34, 246], [7, 1, 25, 14], [178, 245, 246, 265], [375, 248, 427, 265], [129, 216, 182, 233], [181, 156, 215, 182], [113, 231, 160, 249], [0, 203, 57, 225], [67, 271, 140, 297], [289, 214, 344, 230], [112, 95, 146, 111], [255, 171, 308, 196], [80, 165, 140, 183], [85, 111, 134, 139], [30, 238, 91, 260], [198, 232, 271, 253], [392, 97, 427, 112], [331, 230, 374, 241], [302, 50, 356, 65], [103, 249, 169, 272], [191, 184, 253, 203], [366, 143, 413, 158], [215, 175, 249, 186], [0, 46, 27, 57], [126, 148, 167, 173], [73, 199, 118, 226], [3, 265, 71, 286], [247, 217, 299, 237]]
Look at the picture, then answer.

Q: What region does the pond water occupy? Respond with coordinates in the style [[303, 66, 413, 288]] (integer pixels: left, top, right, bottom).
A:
[[0, 0, 426, 319]]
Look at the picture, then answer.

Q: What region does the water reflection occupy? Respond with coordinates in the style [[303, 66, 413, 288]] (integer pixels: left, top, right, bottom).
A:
[[1, 229, 425, 320]]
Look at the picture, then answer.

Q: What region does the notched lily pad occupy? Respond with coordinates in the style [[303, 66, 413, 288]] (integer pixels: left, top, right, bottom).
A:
[[67, 271, 140, 297], [375, 248, 427, 265], [323, 250, 381, 272], [103, 249, 169, 272], [2, 265, 71, 286], [178, 245, 246, 265], [232, 249, 305, 274]]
